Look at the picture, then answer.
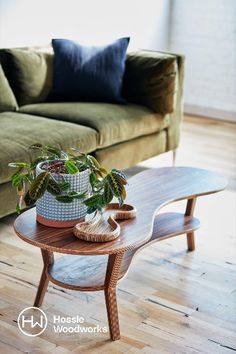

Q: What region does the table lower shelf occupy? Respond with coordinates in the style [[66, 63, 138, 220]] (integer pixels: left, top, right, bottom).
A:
[[47, 212, 200, 291]]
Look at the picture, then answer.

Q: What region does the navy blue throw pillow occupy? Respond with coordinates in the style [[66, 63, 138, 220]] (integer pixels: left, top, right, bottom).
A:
[[51, 38, 130, 103]]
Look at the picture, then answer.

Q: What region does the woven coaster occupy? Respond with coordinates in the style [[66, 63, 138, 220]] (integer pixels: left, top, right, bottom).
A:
[[73, 203, 137, 242]]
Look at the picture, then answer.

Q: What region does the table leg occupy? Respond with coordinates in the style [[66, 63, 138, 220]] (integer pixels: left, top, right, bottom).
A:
[[34, 249, 54, 307], [185, 198, 197, 251], [104, 252, 124, 341]]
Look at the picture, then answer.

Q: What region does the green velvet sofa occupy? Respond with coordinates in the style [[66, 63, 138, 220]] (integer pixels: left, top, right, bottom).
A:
[[0, 47, 184, 218]]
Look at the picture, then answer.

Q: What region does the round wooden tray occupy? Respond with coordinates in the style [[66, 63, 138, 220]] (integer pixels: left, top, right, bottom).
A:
[[73, 203, 137, 242]]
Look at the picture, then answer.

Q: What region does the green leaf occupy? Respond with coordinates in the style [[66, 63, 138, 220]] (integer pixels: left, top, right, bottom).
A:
[[84, 194, 102, 207], [68, 191, 87, 199], [24, 191, 36, 207], [103, 181, 113, 204], [118, 196, 124, 207], [11, 174, 24, 187], [59, 181, 71, 191], [111, 169, 127, 185], [60, 151, 69, 160], [56, 195, 74, 203], [70, 147, 84, 155], [64, 160, 79, 174], [8, 162, 30, 168], [24, 173, 34, 184], [44, 145, 61, 158], [30, 157, 46, 169], [28, 143, 43, 150], [47, 178, 62, 196], [16, 202, 21, 214], [87, 155, 101, 170], [111, 168, 126, 179], [106, 173, 124, 198], [86, 206, 97, 214], [106, 172, 127, 207], [89, 171, 98, 187], [97, 167, 108, 177], [12, 166, 24, 176], [121, 187, 126, 200], [11, 167, 24, 185], [29, 172, 49, 200]]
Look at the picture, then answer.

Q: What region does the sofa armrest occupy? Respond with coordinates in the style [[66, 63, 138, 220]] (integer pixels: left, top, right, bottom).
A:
[[122, 50, 184, 116], [165, 52, 185, 151]]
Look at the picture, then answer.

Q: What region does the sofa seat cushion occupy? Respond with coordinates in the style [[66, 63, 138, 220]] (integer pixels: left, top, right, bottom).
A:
[[0, 112, 98, 184], [19, 103, 170, 148], [95, 131, 166, 171]]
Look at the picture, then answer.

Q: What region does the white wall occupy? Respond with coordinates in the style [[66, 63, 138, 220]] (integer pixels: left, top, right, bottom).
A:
[[169, 0, 236, 122], [0, 0, 170, 50], [1, 0, 235, 121]]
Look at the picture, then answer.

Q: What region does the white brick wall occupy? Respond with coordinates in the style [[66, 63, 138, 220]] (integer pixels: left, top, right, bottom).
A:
[[0, 0, 235, 121], [0, 0, 169, 50], [169, 0, 236, 121]]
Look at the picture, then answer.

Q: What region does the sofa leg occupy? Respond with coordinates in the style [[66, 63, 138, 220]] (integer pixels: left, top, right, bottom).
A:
[[172, 149, 177, 166]]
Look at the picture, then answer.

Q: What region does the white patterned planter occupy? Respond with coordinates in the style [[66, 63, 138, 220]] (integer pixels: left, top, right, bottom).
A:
[[36, 161, 90, 228]]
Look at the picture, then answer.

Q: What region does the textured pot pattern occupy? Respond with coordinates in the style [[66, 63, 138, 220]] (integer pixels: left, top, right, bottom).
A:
[[36, 162, 90, 225]]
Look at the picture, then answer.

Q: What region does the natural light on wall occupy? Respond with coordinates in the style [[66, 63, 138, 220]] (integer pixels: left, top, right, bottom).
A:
[[0, 0, 170, 50]]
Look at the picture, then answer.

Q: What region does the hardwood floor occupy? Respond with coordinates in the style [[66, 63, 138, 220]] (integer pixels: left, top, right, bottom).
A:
[[0, 115, 236, 353]]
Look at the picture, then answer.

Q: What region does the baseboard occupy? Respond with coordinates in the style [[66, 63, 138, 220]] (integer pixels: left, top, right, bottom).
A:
[[184, 104, 236, 123]]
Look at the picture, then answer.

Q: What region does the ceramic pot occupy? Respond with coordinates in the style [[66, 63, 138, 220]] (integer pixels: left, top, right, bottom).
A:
[[35, 161, 90, 227]]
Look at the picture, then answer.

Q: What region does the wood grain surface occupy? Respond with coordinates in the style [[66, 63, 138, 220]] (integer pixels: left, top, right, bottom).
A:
[[13, 167, 227, 255], [46, 212, 200, 291]]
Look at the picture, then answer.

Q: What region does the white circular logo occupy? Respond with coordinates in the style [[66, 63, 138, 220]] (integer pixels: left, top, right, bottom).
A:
[[18, 307, 48, 337]]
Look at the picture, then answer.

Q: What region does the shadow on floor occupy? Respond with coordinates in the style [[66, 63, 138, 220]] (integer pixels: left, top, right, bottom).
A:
[[124, 165, 150, 178]]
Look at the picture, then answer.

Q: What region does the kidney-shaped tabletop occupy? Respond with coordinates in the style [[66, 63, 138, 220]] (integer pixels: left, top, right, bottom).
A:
[[14, 167, 227, 255]]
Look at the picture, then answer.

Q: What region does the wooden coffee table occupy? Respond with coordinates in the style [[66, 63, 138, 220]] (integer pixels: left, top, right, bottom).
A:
[[14, 167, 226, 340]]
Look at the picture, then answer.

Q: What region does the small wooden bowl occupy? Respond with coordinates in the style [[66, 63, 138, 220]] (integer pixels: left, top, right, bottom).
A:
[[73, 203, 137, 242]]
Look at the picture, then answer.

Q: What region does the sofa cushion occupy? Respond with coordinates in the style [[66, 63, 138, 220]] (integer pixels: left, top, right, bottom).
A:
[[0, 49, 53, 106], [95, 130, 166, 171], [51, 38, 129, 103], [0, 112, 98, 184], [19, 102, 170, 148], [122, 51, 178, 115], [0, 64, 18, 112]]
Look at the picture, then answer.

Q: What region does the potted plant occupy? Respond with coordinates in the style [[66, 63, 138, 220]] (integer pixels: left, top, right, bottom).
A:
[[9, 143, 127, 227]]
